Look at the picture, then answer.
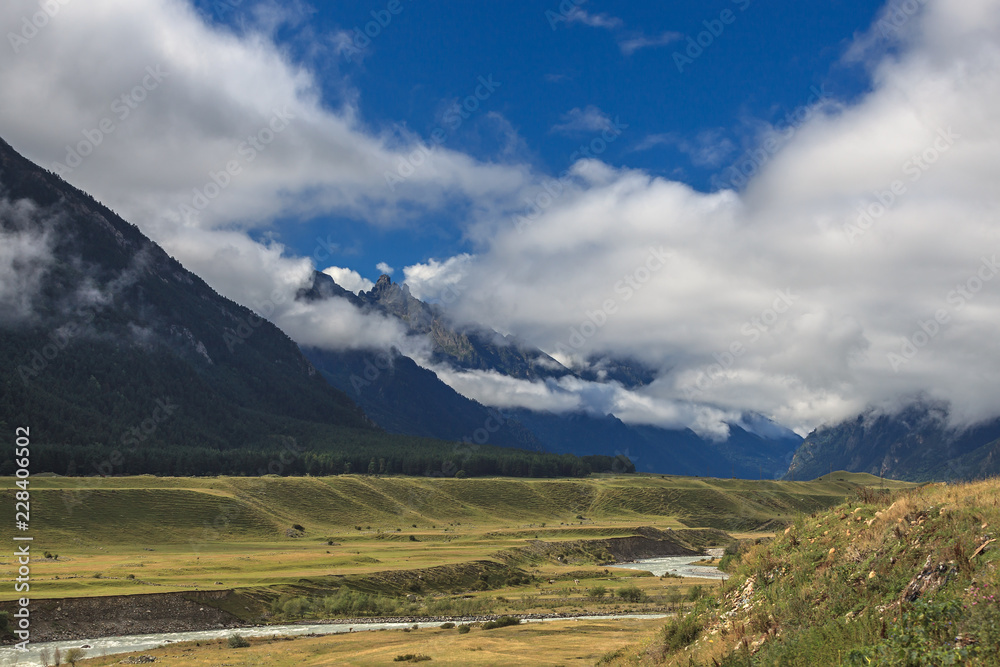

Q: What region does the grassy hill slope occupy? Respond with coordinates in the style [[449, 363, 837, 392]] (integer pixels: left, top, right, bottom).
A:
[[7, 473, 909, 546], [611, 478, 1000, 666]]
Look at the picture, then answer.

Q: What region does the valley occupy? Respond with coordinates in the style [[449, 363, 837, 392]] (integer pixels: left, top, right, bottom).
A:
[[0, 473, 911, 664]]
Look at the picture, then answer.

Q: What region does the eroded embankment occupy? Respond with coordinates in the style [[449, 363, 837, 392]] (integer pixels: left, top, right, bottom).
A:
[[0, 590, 243, 644], [494, 527, 733, 565]]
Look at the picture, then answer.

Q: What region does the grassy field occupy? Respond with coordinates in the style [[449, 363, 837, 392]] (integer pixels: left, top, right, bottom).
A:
[[0, 473, 909, 604], [64, 617, 667, 666]]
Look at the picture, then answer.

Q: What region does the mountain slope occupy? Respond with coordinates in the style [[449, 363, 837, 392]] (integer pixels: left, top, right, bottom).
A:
[[301, 345, 543, 449], [353, 273, 572, 380], [786, 402, 1000, 481], [511, 409, 801, 478], [0, 136, 374, 461]]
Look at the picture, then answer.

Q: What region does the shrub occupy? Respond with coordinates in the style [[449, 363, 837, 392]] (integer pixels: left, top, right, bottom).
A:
[[661, 612, 703, 651], [482, 616, 521, 630], [439, 622, 455, 629], [393, 655, 431, 662], [589, 585, 607, 599], [457, 624, 471, 634], [292, 524, 305, 532], [282, 597, 307, 617], [63, 647, 86, 665], [618, 585, 648, 603], [227, 633, 250, 648]]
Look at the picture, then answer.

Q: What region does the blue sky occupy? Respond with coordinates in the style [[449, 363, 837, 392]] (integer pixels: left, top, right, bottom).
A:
[[196, 0, 885, 283]]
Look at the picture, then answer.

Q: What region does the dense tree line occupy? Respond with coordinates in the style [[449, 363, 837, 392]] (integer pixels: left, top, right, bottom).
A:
[[8, 440, 631, 479]]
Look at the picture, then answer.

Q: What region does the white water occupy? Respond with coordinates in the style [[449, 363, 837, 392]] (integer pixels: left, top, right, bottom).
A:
[[610, 550, 729, 581], [0, 614, 669, 666]]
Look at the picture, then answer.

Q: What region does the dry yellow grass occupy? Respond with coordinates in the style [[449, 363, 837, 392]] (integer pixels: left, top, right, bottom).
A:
[[72, 617, 666, 666]]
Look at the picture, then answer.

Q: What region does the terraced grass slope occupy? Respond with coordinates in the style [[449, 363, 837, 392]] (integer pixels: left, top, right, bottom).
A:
[[6, 473, 906, 545], [611, 477, 1000, 666]]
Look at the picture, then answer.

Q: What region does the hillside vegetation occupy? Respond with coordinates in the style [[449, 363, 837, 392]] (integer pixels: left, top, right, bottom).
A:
[[5, 473, 903, 546], [609, 478, 1000, 665]]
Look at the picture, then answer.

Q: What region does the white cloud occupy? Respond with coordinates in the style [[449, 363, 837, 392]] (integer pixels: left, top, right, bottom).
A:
[[375, 262, 394, 276], [551, 105, 614, 135], [0, 199, 55, 324], [322, 266, 373, 294], [402, 254, 475, 302], [0, 0, 531, 235], [565, 9, 623, 30], [634, 129, 736, 167], [619, 31, 683, 56], [424, 0, 1000, 434]]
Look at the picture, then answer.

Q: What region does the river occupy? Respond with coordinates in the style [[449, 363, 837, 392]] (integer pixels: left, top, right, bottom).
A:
[[609, 549, 729, 581], [0, 614, 669, 666]]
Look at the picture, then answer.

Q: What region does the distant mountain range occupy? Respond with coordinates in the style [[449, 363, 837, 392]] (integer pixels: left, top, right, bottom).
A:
[[297, 270, 804, 478], [787, 401, 1000, 482]]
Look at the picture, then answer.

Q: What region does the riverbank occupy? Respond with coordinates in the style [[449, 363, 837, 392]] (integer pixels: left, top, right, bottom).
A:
[[1, 613, 673, 667]]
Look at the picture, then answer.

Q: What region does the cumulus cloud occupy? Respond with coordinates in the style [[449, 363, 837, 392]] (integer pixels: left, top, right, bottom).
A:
[[375, 262, 394, 276], [402, 254, 475, 302], [322, 266, 373, 294], [421, 0, 1000, 434]]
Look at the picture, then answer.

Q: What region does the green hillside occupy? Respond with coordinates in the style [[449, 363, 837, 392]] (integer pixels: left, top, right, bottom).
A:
[[611, 477, 1000, 666], [4, 473, 905, 547]]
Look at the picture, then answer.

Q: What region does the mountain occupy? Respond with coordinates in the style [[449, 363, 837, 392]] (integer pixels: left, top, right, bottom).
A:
[[301, 345, 543, 449], [0, 137, 623, 480], [510, 409, 801, 479], [0, 136, 372, 462], [785, 401, 1000, 481], [354, 272, 572, 380], [296, 271, 802, 478]]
